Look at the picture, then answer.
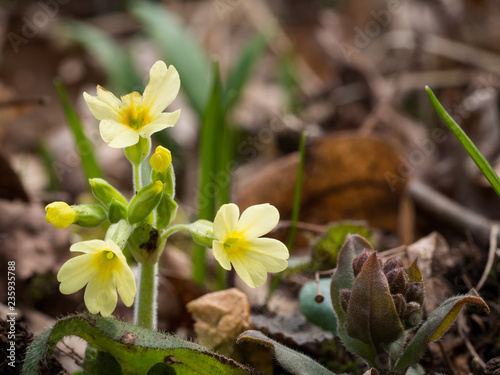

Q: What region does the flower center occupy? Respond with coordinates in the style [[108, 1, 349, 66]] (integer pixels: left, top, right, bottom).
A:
[[223, 237, 245, 256]]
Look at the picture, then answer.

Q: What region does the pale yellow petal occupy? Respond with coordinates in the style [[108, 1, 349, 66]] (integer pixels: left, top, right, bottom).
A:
[[83, 91, 121, 122], [84, 272, 118, 316], [120, 91, 142, 109], [70, 240, 108, 254], [245, 238, 289, 272], [99, 119, 139, 148], [231, 256, 267, 288], [139, 110, 180, 138], [58, 255, 97, 294], [142, 62, 180, 114], [212, 240, 232, 270], [114, 263, 136, 307], [214, 203, 239, 240], [236, 204, 279, 238], [96, 85, 122, 111]]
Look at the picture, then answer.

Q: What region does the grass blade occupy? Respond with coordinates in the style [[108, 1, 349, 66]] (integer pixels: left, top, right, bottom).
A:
[[54, 78, 103, 181], [426, 86, 500, 197]]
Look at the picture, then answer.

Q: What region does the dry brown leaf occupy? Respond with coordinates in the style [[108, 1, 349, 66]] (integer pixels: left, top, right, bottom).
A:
[[405, 232, 455, 312], [235, 133, 405, 236]]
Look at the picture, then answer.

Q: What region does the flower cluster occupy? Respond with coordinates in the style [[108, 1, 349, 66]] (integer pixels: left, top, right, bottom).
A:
[[46, 60, 289, 319]]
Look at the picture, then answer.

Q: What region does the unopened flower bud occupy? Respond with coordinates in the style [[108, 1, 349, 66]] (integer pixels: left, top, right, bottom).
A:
[[188, 220, 216, 248], [89, 178, 128, 208], [108, 199, 127, 223], [352, 249, 374, 276], [386, 268, 409, 295], [45, 202, 76, 229], [392, 293, 407, 316], [127, 180, 164, 224], [150, 146, 172, 175], [340, 289, 351, 312], [402, 301, 422, 328], [73, 204, 107, 227], [406, 281, 424, 304], [383, 256, 404, 275]]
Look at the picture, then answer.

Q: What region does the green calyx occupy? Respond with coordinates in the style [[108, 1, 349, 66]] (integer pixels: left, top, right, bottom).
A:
[[127, 180, 164, 224]]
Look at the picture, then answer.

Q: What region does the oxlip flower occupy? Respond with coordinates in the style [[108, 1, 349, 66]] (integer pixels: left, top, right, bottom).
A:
[[212, 203, 289, 288], [57, 239, 136, 317], [83, 61, 181, 148]]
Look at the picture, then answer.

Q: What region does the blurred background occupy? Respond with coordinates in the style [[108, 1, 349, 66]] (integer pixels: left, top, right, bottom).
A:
[[2, 0, 500, 373]]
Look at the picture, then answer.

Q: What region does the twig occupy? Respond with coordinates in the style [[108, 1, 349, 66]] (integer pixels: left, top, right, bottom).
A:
[[409, 179, 500, 245], [476, 224, 499, 291]]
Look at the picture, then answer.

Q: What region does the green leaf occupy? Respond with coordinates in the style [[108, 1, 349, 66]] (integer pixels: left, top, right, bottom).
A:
[[54, 79, 103, 181], [131, 2, 210, 116], [192, 62, 225, 285], [23, 314, 257, 375], [345, 253, 403, 349], [426, 86, 500, 198], [395, 289, 489, 372], [237, 330, 338, 375], [224, 32, 270, 111], [299, 278, 337, 335], [60, 20, 142, 93], [330, 234, 376, 365]]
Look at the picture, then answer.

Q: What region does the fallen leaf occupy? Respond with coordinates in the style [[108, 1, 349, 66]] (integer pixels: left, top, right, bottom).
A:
[[235, 133, 405, 237]]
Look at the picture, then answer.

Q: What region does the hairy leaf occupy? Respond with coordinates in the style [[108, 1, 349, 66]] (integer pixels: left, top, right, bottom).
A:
[[345, 253, 403, 349], [237, 330, 338, 375], [395, 289, 489, 372], [23, 314, 257, 375], [330, 235, 376, 365]]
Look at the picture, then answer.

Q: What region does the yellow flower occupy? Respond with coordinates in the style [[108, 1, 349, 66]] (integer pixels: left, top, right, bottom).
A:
[[150, 146, 172, 174], [57, 239, 136, 317], [83, 61, 181, 148], [212, 203, 289, 288], [45, 202, 76, 229]]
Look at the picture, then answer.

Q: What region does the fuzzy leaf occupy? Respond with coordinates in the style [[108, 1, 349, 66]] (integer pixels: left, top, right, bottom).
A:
[[330, 235, 376, 365], [23, 314, 257, 375], [237, 330, 338, 375], [395, 289, 489, 372], [299, 278, 337, 335], [345, 253, 403, 349]]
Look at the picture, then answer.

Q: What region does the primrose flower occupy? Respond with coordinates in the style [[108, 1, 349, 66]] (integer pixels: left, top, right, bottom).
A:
[[57, 239, 136, 317], [45, 202, 75, 229], [83, 61, 181, 148], [212, 203, 289, 288]]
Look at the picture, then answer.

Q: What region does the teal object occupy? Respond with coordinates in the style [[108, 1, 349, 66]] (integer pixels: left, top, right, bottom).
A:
[[299, 278, 337, 336]]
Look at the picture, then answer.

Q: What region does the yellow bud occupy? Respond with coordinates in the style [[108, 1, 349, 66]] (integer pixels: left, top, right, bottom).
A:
[[45, 202, 76, 229], [150, 146, 172, 174]]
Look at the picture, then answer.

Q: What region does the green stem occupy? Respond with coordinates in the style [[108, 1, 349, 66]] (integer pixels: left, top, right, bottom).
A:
[[133, 162, 142, 191], [134, 261, 158, 329], [161, 223, 191, 241]]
